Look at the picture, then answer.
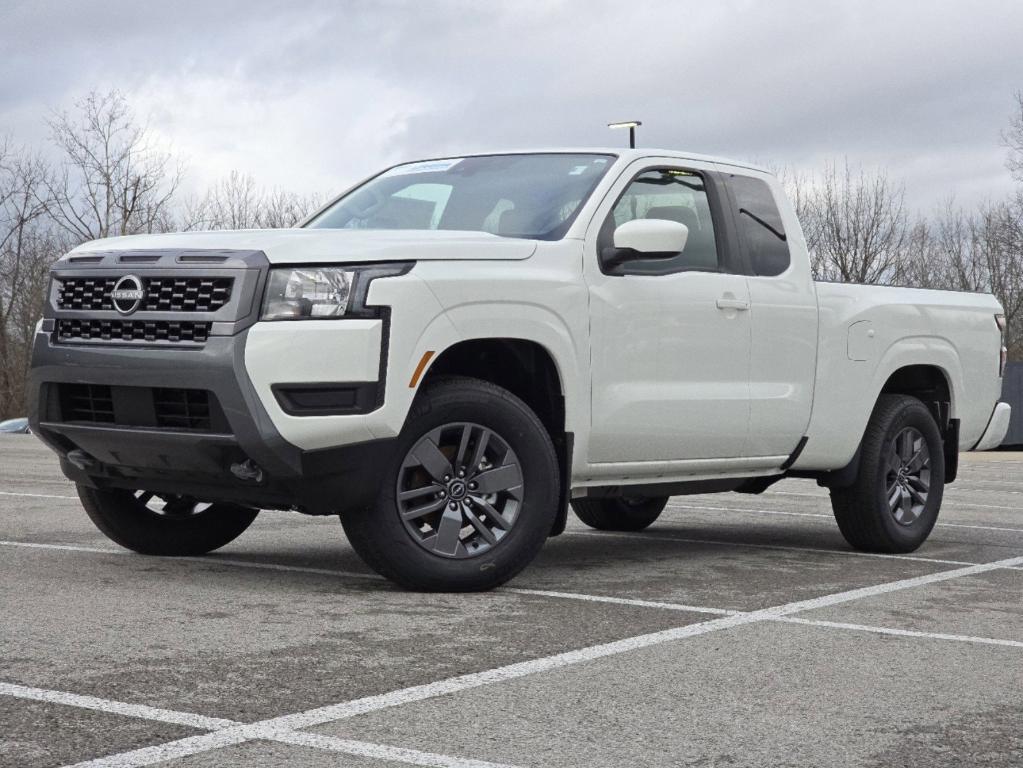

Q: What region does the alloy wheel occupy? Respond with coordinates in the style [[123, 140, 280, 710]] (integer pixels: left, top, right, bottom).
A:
[[884, 427, 931, 526], [396, 422, 524, 558]]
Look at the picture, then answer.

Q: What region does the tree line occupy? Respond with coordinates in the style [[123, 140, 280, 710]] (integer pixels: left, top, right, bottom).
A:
[[2, 89, 1023, 419]]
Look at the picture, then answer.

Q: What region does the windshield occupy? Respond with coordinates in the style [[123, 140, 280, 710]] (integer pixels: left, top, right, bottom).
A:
[[306, 153, 615, 240]]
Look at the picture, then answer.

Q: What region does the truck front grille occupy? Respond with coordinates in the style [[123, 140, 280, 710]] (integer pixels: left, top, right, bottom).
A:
[[56, 319, 211, 344], [57, 276, 233, 312], [57, 385, 226, 432], [153, 388, 213, 430], [60, 384, 115, 423]]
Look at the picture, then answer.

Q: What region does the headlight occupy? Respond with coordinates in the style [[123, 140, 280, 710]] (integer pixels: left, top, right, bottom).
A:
[[261, 264, 410, 320]]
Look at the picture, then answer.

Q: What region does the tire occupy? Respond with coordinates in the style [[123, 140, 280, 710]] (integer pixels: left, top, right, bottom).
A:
[[340, 376, 560, 591], [830, 394, 945, 553], [78, 486, 259, 556], [571, 495, 668, 531]]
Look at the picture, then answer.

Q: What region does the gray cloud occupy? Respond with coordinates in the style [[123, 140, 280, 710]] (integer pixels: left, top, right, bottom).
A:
[[2, 0, 1020, 211]]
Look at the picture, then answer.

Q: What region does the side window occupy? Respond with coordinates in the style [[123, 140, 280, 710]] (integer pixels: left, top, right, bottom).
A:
[[729, 175, 790, 277], [600, 169, 720, 275]]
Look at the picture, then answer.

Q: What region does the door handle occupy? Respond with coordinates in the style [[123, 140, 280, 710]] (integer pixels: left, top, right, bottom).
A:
[[716, 297, 750, 311]]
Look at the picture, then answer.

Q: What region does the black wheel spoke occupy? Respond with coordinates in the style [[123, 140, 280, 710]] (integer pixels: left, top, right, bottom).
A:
[[898, 430, 914, 463], [473, 497, 513, 530], [432, 504, 464, 556], [472, 463, 522, 495], [454, 425, 473, 470], [907, 484, 927, 506], [907, 448, 928, 473], [887, 483, 902, 510], [468, 429, 491, 473], [464, 505, 498, 545], [411, 437, 454, 483], [399, 484, 443, 502], [400, 497, 446, 521]]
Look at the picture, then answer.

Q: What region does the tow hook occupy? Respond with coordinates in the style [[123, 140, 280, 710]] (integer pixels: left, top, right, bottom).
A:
[[66, 449, 97, 472], [230, 459, 265, 484]]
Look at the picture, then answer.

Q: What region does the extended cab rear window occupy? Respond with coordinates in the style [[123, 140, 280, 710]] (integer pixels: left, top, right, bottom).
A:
[[728, 175, 791, 277]]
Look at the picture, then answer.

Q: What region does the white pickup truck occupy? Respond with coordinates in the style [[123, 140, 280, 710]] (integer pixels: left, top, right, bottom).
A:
[[30, 150, 1011, 590]]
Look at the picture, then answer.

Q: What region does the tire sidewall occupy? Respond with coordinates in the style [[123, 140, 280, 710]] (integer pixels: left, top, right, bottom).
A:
[[80, 486, 258, 555], [370, 383, 559, 590], [618, 496, 668, 529], [869, 400, 945, 549]]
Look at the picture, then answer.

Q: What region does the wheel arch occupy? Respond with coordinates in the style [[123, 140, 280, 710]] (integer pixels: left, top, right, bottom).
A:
[[418, 337, 566, 437], [878, 362, 959, 484], [415, 337, 573, 535]]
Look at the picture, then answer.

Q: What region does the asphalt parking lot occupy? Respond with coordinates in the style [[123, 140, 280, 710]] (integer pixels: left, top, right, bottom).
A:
[[1, 434, 1020, 768]]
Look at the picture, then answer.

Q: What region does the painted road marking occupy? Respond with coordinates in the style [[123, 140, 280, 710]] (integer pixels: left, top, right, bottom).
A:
[[668, 502, 1023, 534], [773, 617, 1023, 648], [0, 552, 1016, 767], [0, 682, 236, 730]]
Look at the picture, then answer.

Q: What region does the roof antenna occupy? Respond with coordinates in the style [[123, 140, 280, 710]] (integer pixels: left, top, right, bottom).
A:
[[607, 120, 641, 149]]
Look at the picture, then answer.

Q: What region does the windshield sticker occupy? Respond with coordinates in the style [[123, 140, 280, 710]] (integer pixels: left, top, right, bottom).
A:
[[568, 165, 589, 175], [383, 158, 464, 177]]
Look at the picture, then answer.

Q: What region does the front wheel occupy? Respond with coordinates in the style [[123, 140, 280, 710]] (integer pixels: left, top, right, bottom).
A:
[[78, 486, 259, 555], [340, 376, 560, 591], [830, 394, 945, 553]]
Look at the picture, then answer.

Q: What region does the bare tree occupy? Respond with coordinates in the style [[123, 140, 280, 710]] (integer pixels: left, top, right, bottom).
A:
[[182, 171, 322, 231], [46, 90, 181, 241], [981, 193, 1023, 360], [798, 160, 909, 284], [0, 142, 57, 417], [1002, 90, 1023, 182], [259, 187, 322, 229]]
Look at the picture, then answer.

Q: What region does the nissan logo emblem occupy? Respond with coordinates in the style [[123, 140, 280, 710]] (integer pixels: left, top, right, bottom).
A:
[[110, 275, 145, 315]]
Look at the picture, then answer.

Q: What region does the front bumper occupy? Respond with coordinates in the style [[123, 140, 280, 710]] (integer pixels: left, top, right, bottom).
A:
[[29, 327, 395, 515], [972, 401, 1012, 452]]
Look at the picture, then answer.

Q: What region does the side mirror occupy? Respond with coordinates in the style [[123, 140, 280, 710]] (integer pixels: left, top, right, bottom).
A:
[[604, 219, 689, 268]]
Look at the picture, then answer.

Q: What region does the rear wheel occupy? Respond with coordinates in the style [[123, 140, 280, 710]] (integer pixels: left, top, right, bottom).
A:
[[830, 394, 945, 553], [340, 376, 560, 591], [571, 495, 668, 531], [78, 486, 259, 555]]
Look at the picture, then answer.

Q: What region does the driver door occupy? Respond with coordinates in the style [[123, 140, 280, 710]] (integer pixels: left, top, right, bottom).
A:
[[583, 161, 752, 470]]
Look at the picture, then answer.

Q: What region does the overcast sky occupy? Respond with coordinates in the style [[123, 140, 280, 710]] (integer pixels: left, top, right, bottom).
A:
[[2, 0, 1021, 213]]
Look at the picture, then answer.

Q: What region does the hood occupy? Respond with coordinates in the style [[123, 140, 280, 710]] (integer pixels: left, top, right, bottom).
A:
[[64, 228, 538, 264]]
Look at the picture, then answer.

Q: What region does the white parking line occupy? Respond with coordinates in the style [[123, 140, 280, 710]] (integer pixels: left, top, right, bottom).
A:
[[667, 502, 1023, 534], [773, 617, 1023, 648], [2, 487, 1018, 527], [0, 539, 744, 616], [0, 540, 385, 581], [271, 731, 521, 768], [248, 557, 1023, 733], [0, 682, 236, 730], [566, 529, 980, 568], [0, 684, 522, 768], [64, 730, 252, 768], [504, 588, 740, 615], [0, 490, 77, 500], [0, 540, 128, 555], [68, 554, 1020, 768]]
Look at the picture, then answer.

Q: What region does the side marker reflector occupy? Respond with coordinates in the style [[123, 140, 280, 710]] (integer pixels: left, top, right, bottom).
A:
[[409, 351, 435, 388]]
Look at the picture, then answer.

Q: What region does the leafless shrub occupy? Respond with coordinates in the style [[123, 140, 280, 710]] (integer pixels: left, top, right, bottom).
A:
[[45, 90, 182, 241], [794, 160, 908, 284], [182, 171, 322, 231], [0, 142, 60, 416], [1003, 91, 1023, 182]]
